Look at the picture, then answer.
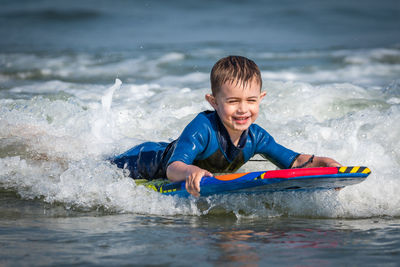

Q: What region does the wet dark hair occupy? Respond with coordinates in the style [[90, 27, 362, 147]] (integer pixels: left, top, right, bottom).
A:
[[210, 55, 262, 95]]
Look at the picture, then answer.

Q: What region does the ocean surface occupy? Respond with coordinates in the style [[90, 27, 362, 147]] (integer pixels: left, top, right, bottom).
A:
[[1, 0, 400, 266]]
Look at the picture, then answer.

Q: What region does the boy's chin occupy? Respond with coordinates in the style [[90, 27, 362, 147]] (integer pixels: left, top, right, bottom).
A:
[[231, 122, 251, 131]]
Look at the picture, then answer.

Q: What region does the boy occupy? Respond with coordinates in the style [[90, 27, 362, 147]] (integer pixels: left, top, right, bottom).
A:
[[113, 56, 341, 197]]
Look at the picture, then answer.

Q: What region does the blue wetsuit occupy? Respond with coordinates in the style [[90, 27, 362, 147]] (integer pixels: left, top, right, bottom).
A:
[[112, 111, 299, 180]]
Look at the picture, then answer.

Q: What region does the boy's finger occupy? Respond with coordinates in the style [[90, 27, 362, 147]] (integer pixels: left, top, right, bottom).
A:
[[185, 176, 200, 197], [191, 190, 200, 197], [185, 176, 192, 192], [195, 175, 201, 193], [187, 186, 199, 197]]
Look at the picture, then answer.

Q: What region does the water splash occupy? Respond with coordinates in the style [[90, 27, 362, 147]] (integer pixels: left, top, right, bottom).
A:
[[101, 78, 121, 112], [91, 79, 122, 144]]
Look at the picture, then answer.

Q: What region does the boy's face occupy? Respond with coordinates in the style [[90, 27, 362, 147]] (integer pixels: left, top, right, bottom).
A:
[[206, 79, 266, 140]]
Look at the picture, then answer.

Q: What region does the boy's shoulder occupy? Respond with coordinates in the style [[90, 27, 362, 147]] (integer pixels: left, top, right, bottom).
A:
[[184, 111, 218, 134], [197, 110, 215, 117], [248, 122, 264, 132], [248, 123, 273, 139], [191, 110, 217, 124]]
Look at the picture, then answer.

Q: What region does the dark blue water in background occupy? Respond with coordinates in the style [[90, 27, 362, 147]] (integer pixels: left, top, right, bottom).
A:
[[1, 0, 399, 52], [1, 0, 400, 266]]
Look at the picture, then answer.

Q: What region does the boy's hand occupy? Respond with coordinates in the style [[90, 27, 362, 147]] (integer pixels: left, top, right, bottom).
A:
[[325, 159, 342, 167], [166, 161, 213, 197], [293, 154, 342, 168], [315, 156, 342, 167], [185, 166, 213, 197]]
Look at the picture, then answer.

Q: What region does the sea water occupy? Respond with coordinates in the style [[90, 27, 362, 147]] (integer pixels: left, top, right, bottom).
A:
[[1, 0, 400, 266]]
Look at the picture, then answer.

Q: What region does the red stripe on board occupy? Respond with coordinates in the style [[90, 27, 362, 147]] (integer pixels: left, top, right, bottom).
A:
[[261, 167, 339, 179]]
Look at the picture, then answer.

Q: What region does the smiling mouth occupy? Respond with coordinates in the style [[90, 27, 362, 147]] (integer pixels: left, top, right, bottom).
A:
[[233, 116, 250, 124]]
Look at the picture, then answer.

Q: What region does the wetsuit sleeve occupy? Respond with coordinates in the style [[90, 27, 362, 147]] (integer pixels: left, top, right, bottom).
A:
[[167, 114, 213, 166], [253, 125, 299, 169]]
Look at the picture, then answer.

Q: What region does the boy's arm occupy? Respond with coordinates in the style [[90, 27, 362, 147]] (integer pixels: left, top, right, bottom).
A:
[[166, 161, 213, 197], [292, 154, 342, 168]]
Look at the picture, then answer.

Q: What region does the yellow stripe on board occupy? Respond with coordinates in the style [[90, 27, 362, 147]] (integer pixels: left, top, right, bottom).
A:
[[160, 188, 177, 193], [362, 167, 371, 174], [146, 184, 159, 192], [338, 166, 371, 174]]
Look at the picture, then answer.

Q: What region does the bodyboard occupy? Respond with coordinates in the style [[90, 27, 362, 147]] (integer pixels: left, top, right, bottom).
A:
[[138, 166, 371, 197]]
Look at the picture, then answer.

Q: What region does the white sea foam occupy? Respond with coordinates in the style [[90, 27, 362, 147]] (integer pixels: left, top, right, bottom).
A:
[[158, 52, 185, 63], [2, 47, 398, 88], [260, 47, 400, 87], [0, 52, 190, 83], [262, 64, 400, 87]]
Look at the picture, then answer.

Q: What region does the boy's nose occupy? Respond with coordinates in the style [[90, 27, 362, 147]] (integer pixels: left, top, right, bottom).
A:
[[237, 101, 248, 113]]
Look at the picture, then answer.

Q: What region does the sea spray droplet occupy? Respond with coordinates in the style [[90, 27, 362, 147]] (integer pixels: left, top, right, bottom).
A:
[[101, 78, 122, 112], [92, 79, 122, 143]]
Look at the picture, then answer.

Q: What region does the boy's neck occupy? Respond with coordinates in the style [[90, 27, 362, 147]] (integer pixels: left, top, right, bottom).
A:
[[223, 123, 248, 148], [228, 130, 244, 147]]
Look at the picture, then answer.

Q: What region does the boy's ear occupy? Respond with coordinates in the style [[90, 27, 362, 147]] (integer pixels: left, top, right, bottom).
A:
[[260, 91, 267, 100], [205, 94, 217, 108]]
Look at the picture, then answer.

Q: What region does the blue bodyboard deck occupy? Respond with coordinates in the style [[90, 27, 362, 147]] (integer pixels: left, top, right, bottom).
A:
[[139, 166, 370, 197]]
